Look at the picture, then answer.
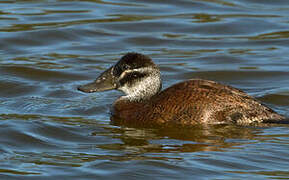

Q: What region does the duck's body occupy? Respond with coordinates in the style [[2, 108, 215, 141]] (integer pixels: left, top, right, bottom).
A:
[[112, 79, 284, 127], [78, 53, 285, 127]]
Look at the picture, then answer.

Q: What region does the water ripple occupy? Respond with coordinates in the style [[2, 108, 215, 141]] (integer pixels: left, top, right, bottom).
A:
[[0, 0, 289, 179]]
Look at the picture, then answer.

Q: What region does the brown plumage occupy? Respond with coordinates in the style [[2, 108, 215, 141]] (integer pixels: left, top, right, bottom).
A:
[[112, 79, 284, 127], [78, 52, 286, 127]]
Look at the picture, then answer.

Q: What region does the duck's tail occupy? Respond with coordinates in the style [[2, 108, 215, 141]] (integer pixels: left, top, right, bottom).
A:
[[262, 117, 289, 124]]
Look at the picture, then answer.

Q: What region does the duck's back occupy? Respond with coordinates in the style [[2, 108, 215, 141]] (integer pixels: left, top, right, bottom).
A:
[[151, 79, 284, 125], [112, 79, 285, 126]]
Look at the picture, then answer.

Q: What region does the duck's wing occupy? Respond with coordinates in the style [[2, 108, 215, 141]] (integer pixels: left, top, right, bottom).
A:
[[153, 79, 285, 125]]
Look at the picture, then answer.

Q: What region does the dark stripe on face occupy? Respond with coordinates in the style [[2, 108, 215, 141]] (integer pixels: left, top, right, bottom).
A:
[[113, 53, 155, 77], [119, 71, 147, 87]]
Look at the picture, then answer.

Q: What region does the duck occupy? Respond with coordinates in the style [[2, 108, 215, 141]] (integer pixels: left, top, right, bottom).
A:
[[78, 52, 286, 127]]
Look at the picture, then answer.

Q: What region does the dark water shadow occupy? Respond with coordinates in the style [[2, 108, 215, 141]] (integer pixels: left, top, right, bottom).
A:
[[91, 123, 273, 156]]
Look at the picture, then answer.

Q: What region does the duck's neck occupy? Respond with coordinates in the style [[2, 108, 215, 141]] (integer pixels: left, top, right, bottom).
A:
[[118, 73, 162, 102]]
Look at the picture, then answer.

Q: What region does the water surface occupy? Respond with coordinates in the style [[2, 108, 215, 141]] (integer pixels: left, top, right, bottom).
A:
[[0, 0, 289, 179]]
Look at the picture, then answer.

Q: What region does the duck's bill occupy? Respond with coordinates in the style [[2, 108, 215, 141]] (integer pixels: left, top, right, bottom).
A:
[[77, 66, 116, 93]]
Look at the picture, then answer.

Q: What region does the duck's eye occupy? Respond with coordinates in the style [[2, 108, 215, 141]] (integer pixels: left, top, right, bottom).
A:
[[123, 64, 130, 70], [119, 71, 147, 86], [128, 71, 146, 79]]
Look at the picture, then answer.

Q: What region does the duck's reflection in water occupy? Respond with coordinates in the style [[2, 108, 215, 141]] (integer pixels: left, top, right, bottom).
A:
[[93, 123, 270, 156]]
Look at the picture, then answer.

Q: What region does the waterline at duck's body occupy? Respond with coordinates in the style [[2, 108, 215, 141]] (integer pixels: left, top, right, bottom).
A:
[[78, 53, 286, 127]]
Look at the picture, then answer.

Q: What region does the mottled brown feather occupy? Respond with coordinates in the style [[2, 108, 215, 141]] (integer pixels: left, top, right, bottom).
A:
[[111, 79, 285, 127]]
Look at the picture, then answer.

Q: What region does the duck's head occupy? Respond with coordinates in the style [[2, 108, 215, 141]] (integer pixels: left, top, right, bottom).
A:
[[78, 53, 162, 101]]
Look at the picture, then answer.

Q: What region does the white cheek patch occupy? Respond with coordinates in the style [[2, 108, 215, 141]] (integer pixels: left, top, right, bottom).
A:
[[117, 67, 161, 101]]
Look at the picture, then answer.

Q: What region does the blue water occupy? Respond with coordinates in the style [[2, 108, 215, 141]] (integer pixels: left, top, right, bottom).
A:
[[0, 0, 289, 179]]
